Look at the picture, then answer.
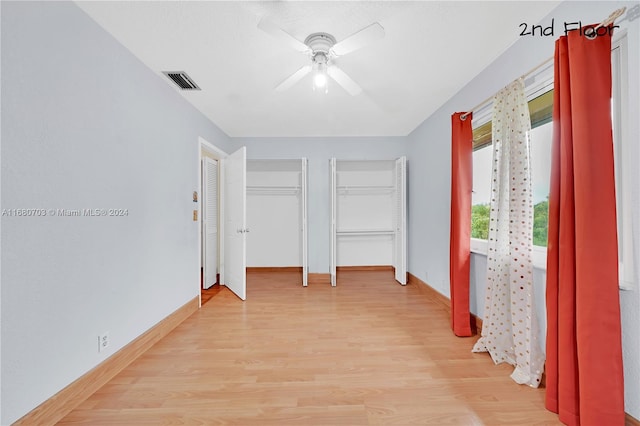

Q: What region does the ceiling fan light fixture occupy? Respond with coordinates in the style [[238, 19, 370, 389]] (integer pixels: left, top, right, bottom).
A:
[[313, 70, 328, 92], [312, 55, 328, 92]]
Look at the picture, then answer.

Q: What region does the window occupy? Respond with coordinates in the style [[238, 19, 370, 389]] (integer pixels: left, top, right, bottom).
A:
[[529, 122, 552, 247], [471, 146, 492, 240], [470, 32, 633, 289], [611, 33, 633, 290], [470, 82, 554, 260], [471, 117, 552, 247]]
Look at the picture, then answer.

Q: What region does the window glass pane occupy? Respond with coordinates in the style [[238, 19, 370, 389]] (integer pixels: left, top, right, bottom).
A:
[[611, 45, 624, 262], [471, 145, 492, 239], [471, 120, 552, 245], [529, 121, 553, 247]]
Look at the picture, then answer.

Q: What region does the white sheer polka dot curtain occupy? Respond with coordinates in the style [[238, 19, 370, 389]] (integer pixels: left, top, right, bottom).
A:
[[472, 78, 545, 388]]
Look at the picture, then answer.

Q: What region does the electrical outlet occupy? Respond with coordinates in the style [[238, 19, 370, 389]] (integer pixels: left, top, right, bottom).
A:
[[98, 332, 110, 352]]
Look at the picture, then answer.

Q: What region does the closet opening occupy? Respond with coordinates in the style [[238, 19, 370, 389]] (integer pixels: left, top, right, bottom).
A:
[[246, 159, 308, 286], [330, 157, 407, 286]]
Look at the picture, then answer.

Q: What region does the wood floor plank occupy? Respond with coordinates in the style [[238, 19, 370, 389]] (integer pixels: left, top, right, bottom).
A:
[[57, 270, 561, 425]]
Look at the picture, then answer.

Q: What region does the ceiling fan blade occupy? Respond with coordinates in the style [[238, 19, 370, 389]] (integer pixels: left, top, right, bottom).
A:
[[258, 18, 310, 53], [275, 65, 312, 92], [331, 22, 385, 56], [327, 66, 362, 96]]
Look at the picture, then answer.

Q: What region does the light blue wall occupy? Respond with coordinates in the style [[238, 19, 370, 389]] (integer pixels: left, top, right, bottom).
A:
[[406, 1, 640, 419], [1, 2, 233, 424], [2, 0, 639, 424], [235, 137, 407, 273]]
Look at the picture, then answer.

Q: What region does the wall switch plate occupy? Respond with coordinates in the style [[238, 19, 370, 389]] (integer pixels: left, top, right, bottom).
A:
[[98, 332, 110, 352]]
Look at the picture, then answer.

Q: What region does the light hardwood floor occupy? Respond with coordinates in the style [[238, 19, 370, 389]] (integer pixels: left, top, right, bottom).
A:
[[58, 270, 561, 425]]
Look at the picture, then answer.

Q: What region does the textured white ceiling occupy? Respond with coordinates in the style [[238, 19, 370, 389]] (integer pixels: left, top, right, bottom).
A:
[[76, 1, 559, 137]]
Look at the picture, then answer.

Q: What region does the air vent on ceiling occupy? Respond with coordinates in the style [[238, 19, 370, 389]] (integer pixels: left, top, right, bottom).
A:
[[162, 71, 201, 90]]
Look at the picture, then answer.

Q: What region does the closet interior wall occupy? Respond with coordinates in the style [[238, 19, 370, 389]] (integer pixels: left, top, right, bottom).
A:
[[330, 157, 407, 286], [246, 159, 304, 269], [335, 160, 395, 266]]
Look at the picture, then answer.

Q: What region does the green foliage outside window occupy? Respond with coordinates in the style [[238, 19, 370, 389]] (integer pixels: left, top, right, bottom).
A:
[[471, 198, 549, 247], [471, 204, 490, 240], [532, 199, 549, 247]]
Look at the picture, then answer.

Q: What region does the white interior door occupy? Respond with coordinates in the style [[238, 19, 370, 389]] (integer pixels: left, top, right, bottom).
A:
[[203, 158, 218, 289], [301, 158, 309, 287], [394, 156, 407, 284], [330, 158, 337, 286], [223, 147, 247, 300]]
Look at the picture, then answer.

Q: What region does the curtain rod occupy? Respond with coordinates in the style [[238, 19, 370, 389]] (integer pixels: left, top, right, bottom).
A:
[[459, 6, 627, 121]]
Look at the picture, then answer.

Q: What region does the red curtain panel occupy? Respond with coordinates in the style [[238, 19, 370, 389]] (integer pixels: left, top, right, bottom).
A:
[[449, 112, 473, 337], [545, 26, 625, 426]]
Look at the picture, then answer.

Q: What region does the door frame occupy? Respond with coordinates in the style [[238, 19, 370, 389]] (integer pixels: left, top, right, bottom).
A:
[[197, 137, 228, 307]]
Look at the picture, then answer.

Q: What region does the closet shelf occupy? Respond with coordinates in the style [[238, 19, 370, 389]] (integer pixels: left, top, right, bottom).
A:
[[337, 229, 395, 236]]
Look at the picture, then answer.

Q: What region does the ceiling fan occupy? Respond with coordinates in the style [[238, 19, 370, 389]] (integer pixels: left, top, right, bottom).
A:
[[258, 19, 385, 96]]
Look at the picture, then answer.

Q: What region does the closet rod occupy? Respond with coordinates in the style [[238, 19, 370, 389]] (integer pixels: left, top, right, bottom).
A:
[[459, 6, 628, 121], [337, 230, 395, 236], [337, 185, 395, 192], [246, 186, 301, 195]]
